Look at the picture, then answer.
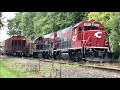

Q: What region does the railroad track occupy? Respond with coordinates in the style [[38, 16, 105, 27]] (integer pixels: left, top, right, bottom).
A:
[[79, 64, 120, 73], [1, 55, 120, 73], [23, 57, 120, 73], [42, 60, 120, 73]]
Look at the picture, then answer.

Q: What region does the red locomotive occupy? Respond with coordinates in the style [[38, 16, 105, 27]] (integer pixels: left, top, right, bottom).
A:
[[34, 20, 112, 61]]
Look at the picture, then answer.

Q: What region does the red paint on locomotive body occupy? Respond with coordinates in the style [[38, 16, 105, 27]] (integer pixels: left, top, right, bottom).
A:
[[54, 32, 57, 49], [71, 20, 109, 49], [55, 26, 73, 50], [27, 20, 112, 60]]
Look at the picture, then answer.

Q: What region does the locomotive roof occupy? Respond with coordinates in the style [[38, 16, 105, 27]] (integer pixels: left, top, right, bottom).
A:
[[43, 32, 54, 38], [73, 20, 104, 28], [73, 22, 82, 28], [33, 36, 42, 42], [34, 32, 54, 42], [57, 26, 73, 33]]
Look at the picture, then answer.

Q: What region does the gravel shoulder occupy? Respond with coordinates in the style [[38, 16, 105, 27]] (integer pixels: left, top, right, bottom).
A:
[[1, 55, 120, 78]]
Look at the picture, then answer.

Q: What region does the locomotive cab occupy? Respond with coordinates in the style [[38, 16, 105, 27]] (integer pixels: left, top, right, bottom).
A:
[[33, 36, 43, 58], [42, 33, 54, 59]]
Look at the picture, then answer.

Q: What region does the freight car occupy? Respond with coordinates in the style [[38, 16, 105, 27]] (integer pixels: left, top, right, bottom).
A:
[[4, 35, 28, 56], [34, 20, 113, 61]]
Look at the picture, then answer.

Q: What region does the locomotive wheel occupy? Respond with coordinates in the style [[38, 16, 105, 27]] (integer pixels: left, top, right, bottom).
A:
[[44, 53, 47, 59], [45, 52, 49, 59], [71, 52, 75, 61], [53, 52, 57, 60], [57, 52, 61, 60], [13, 52, 16, 56], [72, 51, 79, 62], [104, 52, 113, 60], [77, 51, 82, 61], [42, 52, 45, 59], [107, 52, 113, 59], [74, 51, 79, 62], [69, 51, 73, 61]]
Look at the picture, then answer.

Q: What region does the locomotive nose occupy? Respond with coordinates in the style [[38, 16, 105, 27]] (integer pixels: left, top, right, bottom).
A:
[[94, 31, 102, 38]]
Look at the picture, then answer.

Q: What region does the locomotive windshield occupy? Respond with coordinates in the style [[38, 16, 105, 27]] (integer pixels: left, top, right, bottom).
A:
[[84, 26, 99, 30], [83, 22, 104, 30]]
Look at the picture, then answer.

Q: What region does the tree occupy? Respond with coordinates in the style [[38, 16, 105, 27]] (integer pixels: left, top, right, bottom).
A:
[[7, 12, 23, 36], [7, 12, 88, 40], [87, 12, 120, 59], [0, 12, 4, 29]]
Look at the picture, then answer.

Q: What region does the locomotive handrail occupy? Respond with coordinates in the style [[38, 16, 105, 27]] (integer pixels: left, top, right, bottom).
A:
[[84, 37, 104, 47], [84, 37, 91, 47]]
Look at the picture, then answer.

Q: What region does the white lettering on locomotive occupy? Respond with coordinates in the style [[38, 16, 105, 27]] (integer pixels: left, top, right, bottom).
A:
[[84, 23, 99, 27], [92, 22, 94, 26], [72, 35, 77, 41], [93, 23, 99, 27], [94, 32, 102, 38], [64, 37, 67, 41], [84, 23, 91, 26]]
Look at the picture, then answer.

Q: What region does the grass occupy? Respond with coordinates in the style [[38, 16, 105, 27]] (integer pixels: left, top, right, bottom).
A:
[[0, 58, 79, 78], [0, 59, 35, 78], [2, 57, 120, 78]]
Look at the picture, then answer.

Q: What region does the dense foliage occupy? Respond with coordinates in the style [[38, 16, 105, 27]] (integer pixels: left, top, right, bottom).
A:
[[7, 12, 120, 59], [0, 12, 5, 48], [0, 12, 4, 29], [7, 12, 88, 40]]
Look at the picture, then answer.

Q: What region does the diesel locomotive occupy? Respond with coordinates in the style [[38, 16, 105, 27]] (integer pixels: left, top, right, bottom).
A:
[[33, 20, 113, 61]]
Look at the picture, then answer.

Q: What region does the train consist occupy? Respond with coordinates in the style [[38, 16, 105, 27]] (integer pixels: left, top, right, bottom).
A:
[[2, 20, 113, 61]]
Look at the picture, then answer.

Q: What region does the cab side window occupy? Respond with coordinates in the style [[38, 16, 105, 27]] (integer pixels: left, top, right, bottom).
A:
[[79, 27, 82, 33], [73, 27, 77, 35], [100, 28, 104, 30]]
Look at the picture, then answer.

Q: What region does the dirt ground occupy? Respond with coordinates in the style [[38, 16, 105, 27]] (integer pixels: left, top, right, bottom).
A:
[[1, 55, 120, 78]]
